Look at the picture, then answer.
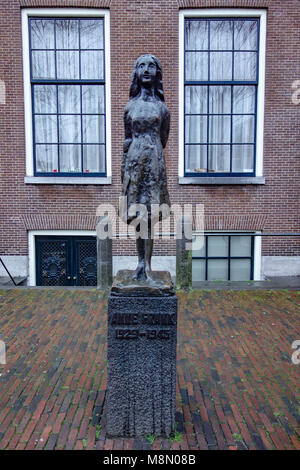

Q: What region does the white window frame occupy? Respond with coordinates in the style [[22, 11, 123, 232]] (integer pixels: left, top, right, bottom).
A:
[[179, 9, 267, 184], [192, 230, 262, 281], [22, 8, 111, 185], [28, 229, 96, 286]]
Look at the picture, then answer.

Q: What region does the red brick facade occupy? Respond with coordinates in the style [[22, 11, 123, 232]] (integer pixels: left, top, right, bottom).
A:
[[0, 0, 299, 262]]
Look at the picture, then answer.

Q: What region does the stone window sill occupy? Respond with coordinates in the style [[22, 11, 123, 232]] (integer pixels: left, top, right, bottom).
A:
[[179, 176, 265, 185], [24, 176, 112, 185]]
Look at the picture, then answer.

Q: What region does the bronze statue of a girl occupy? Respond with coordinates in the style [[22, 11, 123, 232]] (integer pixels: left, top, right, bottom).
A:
[[121, 54, 171, 282]]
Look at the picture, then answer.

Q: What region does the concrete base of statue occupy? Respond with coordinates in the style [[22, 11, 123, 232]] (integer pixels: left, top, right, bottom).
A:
[[106, 270, 177, 437]]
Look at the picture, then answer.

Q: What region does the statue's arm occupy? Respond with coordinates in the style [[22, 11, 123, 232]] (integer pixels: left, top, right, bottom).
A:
[[121, 107, 132, 184], [160, 106, 170, 149]]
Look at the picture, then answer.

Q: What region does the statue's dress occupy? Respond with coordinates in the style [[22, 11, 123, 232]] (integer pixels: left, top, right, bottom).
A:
[[121, 97, 170, 223]]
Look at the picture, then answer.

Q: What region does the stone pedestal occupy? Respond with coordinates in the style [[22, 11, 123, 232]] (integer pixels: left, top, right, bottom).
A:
[[106, 271, 177, 437], [96, 216, 112, 290], [176, 216, 192, 290]]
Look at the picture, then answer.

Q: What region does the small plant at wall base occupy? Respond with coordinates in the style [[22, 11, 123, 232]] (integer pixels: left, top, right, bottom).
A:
[[146, 434, 156, 445]]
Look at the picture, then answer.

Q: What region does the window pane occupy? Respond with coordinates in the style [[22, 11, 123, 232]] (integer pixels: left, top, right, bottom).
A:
[[210, 20, 233, 50], [234, 52, 257, 81], [209, 86, 231, 114], [233, 86, 255, 113], [59, 115, 81, 143], [232, 145, 254, 172], [58, 85, 80, 114], [192, 235, 206, 257], [185, 116, 207, 143], [31, 19, 54, 49], [81, 51, 104, 79], [83, 145, 105, 173], [230, 259, 251, 281], [35, 145, 58, 172], [192, 259, 206, 281], [232, 115, 255, 143], [207, 259, 228, 280], [185, 145, 207, 172], [80, 19, 104, 49], [234, 20, 258, 51], [35, 115, 57, 143], [32, 51, 55, 79], [209, 116, 231, 143], [82, 85, 105, 114], [231, 236, 252, 257], [185, 20, 208, 50], [30, 17, 107, 177], [208, 145, 230, 172], [185, 52, 208, 81], [185, 86, 207, 114], [57, 51, 79, 79], [82, 115, 105, 143], [210, 52, 232, 81], [56, 19, 79, 49], [59, 145, 81, 172], [34, 85, 57, 113], [207, 235, 228, 256], [184, 18, 259, 179]]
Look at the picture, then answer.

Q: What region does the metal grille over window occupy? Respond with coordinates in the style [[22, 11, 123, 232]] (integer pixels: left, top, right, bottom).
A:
[[30, 17, 106, 176], [184, 18, 259, 176], [77, 239, 97, 286], [192, 234, 254, 281], [36, 236, 97, 286], [38, 240, 67, 286]]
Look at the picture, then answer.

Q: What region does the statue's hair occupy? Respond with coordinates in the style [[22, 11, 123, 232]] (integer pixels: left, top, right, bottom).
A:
[[129, 54, 165, 102]]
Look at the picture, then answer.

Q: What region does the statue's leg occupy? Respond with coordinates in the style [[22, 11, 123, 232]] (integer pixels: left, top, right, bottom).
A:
[[144, 238, 153, 276], [132, 223, 154, 281], [133, 238, 146, 280]]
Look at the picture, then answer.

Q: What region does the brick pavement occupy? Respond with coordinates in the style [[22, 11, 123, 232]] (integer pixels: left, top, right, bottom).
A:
[[0, 288, 299, 450]]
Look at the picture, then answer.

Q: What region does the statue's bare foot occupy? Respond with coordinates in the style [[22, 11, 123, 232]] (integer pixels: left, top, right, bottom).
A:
[[144, 265, 155, 282], [132, 263, 155, 282], [132, 264, 147, 281]]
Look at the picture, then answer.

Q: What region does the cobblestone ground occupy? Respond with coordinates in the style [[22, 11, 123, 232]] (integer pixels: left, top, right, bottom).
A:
[[0, 288, 299, 450]]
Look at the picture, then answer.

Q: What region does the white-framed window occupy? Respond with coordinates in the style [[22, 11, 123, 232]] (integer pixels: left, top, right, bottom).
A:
[[179, 9, 266, 183], [192, 231, 262, 281], [22, 8, 111, 184], [28, 229, 96, 286]]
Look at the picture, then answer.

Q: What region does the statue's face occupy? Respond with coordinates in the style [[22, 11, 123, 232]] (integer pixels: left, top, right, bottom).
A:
[[136, 56, 157, 86]]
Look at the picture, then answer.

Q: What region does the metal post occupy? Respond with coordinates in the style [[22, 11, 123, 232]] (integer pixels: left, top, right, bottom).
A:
[[0, 257, 17, 286], [96, 216, 113, 290]]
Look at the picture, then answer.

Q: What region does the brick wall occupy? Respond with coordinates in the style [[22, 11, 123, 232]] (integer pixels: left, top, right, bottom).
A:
[[0, 0, 299, 258]]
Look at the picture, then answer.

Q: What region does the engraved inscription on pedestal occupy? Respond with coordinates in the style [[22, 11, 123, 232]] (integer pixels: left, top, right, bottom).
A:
[[107, 294, 177, 438], [111, 311, 176, 341]]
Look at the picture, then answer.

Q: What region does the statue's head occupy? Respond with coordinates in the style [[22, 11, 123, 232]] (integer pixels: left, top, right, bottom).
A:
[[129, 54, 164, 101]]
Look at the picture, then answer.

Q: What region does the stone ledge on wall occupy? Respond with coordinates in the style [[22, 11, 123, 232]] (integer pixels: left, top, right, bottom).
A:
[[262, 256, 300, 277], [0, 256, 28, 278]]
